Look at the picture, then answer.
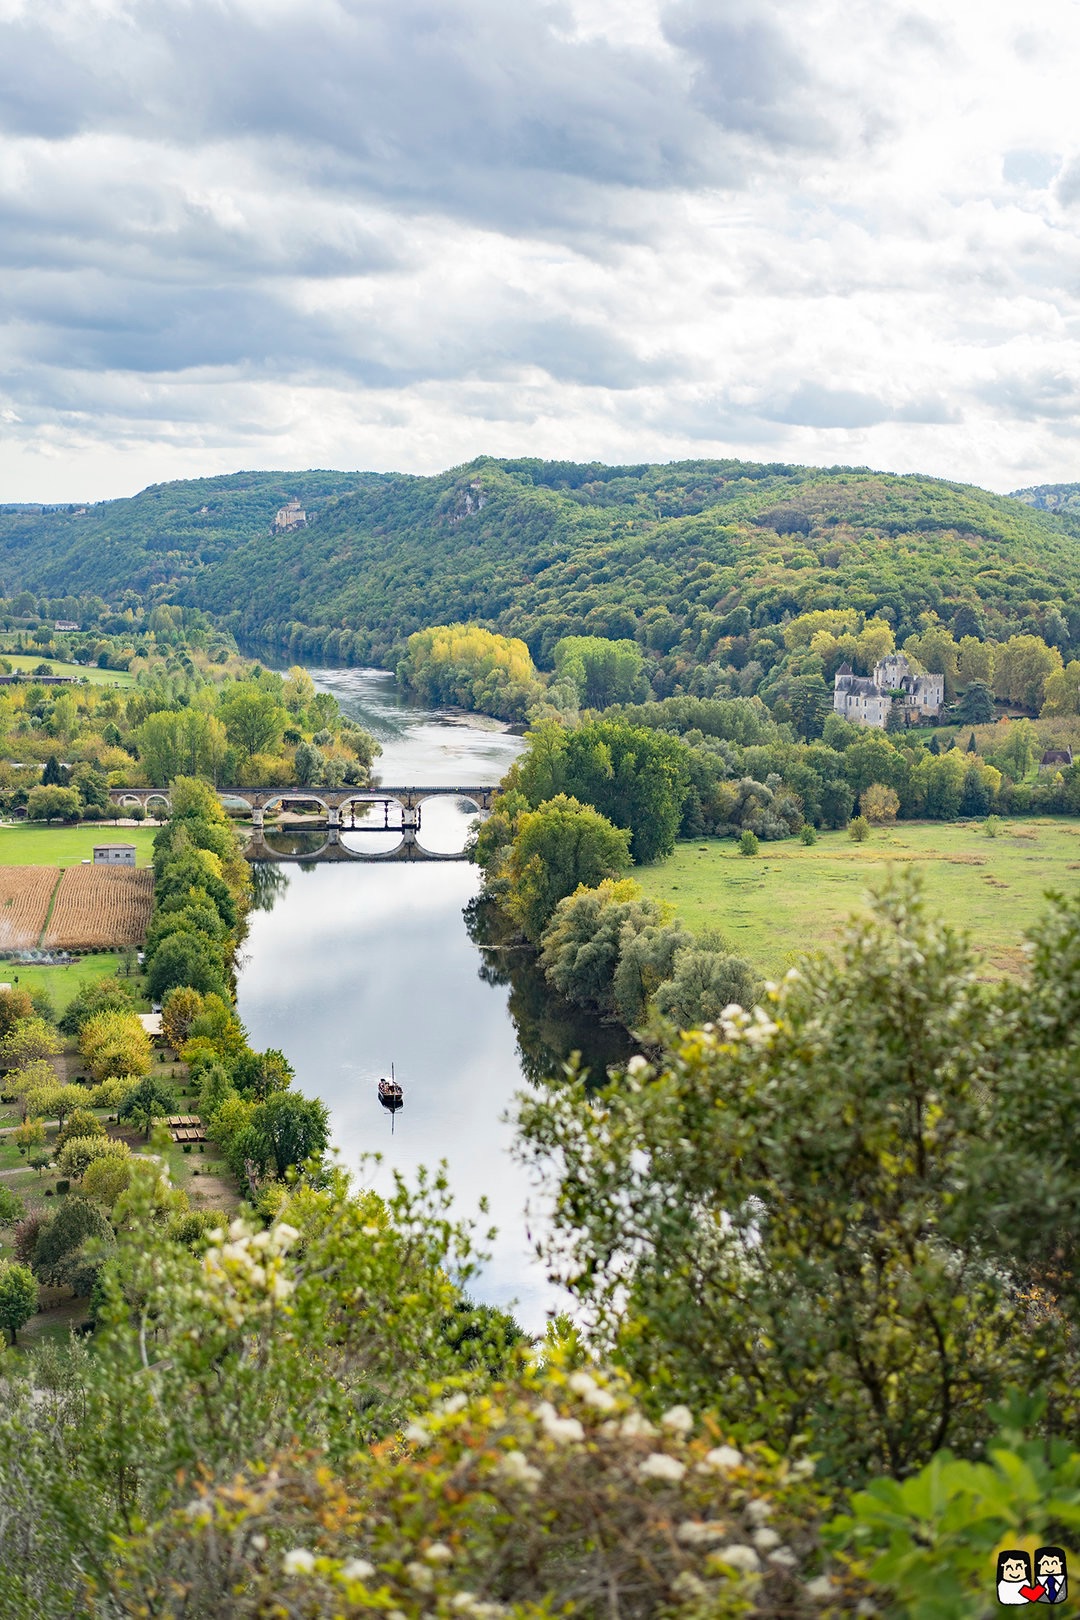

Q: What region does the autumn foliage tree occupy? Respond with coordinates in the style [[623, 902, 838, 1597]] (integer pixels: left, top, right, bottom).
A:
[[79, 1009, 152, 1083]]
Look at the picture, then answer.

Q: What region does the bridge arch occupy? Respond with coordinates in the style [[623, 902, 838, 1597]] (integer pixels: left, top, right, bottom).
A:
[[257, 791, 334, 817]]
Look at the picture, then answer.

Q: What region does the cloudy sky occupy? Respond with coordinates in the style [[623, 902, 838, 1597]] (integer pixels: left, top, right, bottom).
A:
[[1, 0, 1079, 500]]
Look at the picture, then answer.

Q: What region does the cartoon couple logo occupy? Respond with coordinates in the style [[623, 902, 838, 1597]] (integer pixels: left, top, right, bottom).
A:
[[998, 1548, 1069, 1605]]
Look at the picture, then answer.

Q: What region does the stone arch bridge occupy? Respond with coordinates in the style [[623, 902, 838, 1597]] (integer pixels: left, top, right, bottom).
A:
[[107, 785, 496, 863]]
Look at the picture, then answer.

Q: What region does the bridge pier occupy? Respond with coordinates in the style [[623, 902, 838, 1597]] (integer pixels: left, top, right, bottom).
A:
[[251, 806, 264, 829]]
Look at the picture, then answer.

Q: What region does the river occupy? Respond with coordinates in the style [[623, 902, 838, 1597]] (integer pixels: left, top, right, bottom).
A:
[[233, 667, 629, 1331]]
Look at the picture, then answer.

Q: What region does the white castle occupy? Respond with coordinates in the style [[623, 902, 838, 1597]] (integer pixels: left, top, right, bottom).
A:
[[833, 653, 944, 729]]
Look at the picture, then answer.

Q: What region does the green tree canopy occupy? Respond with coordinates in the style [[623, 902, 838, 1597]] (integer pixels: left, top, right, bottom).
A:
[[249, 1091, 330, 1178], [553, 635, 647, 709], [0, 1262, 36, 1345], [516, 876, 1080, 1486], [218, 685, 287, 762], [507, 794, 632, 943]]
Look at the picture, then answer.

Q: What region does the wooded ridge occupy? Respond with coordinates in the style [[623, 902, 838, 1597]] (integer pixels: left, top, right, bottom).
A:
[[3, 459, 1079, 678]]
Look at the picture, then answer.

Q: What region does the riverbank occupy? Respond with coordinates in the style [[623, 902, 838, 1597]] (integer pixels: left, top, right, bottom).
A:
[[635, 817, 1080, 977]]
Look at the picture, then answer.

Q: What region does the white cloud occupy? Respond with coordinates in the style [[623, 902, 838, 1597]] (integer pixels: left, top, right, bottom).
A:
[[0, 0, 1079, 498]]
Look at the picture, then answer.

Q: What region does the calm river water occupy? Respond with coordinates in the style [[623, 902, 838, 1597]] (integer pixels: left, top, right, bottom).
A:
[[233, 668, 627, 1330]]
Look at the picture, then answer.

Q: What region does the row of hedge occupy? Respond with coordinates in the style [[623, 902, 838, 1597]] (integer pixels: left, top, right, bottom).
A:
[[147, 779, 329, 1194]]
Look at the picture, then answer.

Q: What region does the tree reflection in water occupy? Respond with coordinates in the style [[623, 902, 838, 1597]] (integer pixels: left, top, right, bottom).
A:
[[250, 862, 291, 913], [464, 894, 632, 1089]]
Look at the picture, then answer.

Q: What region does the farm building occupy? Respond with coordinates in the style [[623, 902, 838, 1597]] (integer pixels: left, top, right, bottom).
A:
[[93, 843, 136, 866]]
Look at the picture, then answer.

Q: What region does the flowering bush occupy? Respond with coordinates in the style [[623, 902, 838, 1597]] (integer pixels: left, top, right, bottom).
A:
[[98, 1367, 863, 1618]]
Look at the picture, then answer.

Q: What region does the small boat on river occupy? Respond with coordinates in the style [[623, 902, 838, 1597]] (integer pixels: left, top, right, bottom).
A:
[[378, 1066, 404, 1113]]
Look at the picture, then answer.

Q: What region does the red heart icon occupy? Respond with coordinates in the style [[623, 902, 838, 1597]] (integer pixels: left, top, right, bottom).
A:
[[1019, 1585, 1045, 1602]]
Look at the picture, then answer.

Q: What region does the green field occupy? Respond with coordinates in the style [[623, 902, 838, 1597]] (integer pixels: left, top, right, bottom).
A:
[[5, 953, 140, 1015], [0, 651, 133, 685], [635, 819, 1080, 978], [0, 823, 157, 866]]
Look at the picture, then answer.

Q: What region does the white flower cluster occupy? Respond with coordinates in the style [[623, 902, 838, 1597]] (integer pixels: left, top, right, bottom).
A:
[[534, 1400, 585, 1444], [698, 1445, 743, 1474], [567, 1369, 618, 1412], [199, 1219, 299, 1329], [495, 1449, 543, 1490], [639, 1452, 686, 1482]]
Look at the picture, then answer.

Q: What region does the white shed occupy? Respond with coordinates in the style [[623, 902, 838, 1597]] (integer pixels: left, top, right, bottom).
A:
[[93, 843, 137, 866]]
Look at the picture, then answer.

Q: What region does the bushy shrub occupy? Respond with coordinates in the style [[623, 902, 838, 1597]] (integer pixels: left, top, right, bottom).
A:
[[738, 829, 759, 856], [55, 1108, 105, 1152], [848, 815, 871, 842], [56, 1136, 131, 1180], [79, 1008, 152, 1082], [81, 1154, 133, 1209]]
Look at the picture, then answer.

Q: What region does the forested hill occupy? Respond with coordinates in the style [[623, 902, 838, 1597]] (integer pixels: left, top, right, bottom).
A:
[[2, 458, 1079, 670], [1011, 481, 1080, 514], [0, 469, 372, 598]]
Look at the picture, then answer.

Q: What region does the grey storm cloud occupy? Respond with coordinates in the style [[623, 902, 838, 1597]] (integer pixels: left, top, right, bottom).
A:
[[765, 383, 958, 430], [0, 0, 857, 406], [0, 0, 1077, 499], [661, 0, 834, 151], [976, 370, 1080, 423], [1, 257, 665, 396], [0, 0, 862, 237]]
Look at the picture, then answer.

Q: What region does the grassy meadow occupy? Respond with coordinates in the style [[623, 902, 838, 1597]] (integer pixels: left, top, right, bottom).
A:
[[0, 823, 157, 866], [0, 651, 134, 685], [635, 818, 1080, 979]]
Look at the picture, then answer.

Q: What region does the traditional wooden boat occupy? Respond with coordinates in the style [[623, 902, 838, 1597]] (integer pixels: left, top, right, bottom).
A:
[[378, 1067, 403, 1112]]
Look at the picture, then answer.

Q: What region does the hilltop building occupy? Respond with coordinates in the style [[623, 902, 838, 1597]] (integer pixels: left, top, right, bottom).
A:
[[833, 654, 945, 729], [273, 498, 307, 533]]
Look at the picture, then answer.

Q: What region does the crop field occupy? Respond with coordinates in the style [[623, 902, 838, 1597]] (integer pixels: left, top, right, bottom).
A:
[[0, 865, 61, 949], [43, 865, 154, 949], [635, 818, 1080, 979]]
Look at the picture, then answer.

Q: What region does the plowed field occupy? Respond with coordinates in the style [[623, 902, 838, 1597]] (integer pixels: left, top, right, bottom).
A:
[[44, 866, 154, 949], [0, 866, 60, 949]]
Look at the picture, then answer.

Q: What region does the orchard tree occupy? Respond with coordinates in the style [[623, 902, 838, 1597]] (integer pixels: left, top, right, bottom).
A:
[[7, 1058, 62, 1122], [0, 987, 34, 1041], [0, 1262, 36, 1345], [117, 1076, 176, 1138], [12, 1118, 45, 1156], [161, 986, 204, 1050], [249, 1091, 330, 1178], [79, 1009, 152, 1083], [23, 1083, 86, 1134], [0, 1017, 61, 1071]]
